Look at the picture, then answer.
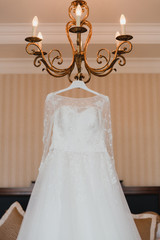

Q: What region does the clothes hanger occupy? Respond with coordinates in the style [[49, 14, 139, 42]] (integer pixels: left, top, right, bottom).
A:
[[53, 80, 101, 96]]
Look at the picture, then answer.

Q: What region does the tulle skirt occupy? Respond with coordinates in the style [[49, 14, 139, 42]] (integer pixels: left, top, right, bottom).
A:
[[17, 150, 141, 240]]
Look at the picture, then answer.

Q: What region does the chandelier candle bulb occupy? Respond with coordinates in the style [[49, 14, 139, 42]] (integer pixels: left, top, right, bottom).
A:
[[115, 31, 120, 47], [32, 16, 39, 37], [120, 14, 126, 35], [37, 32, 43, 49], [76, 4, 82, 26]]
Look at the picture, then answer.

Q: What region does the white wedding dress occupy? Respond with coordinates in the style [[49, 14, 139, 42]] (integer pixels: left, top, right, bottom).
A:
[[17, 93, 141, 240]]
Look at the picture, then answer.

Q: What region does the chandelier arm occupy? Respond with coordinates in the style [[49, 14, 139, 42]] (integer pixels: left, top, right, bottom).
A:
[[68, 3, 76, 21], [42, 61, 69, 76], [115, 41, 133, 55], [68, 71, 74, 83], [47, 49, 74, 73], [111, 40, 133, 67], [44, 57, 76, 78], [34, 55, 42, 67], [84, 50, 112, 74], [25, 42, 41, 55], [97, 48, 111, 65], [83, 66, 91, 84], [81, 2, 89, 23], [86, 48, 111, 72], [48, 49, 63, 66], [89, 66, 113, 76], [82, 20, 92, 53], [124, 40, 133, 53], [66, 21, 76, 53], [83, 40, 132, 76], [40, 53, 70, 75], [42, 57, 75, 76], [84, 55, 115, 77], [82, 19, 115, 74], [68, 61, 79, 83], [92, 68, 113, 77], [43, 56, 75, 77], [118, 55, 126, 66], [26, 40, 76, 77], [84, 51, 120, 77], [45, 68, 70, 78]]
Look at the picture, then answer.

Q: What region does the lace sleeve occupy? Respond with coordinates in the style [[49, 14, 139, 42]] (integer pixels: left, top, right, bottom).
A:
[[39, 94, 54, 169], [103, 96, 115, 164]]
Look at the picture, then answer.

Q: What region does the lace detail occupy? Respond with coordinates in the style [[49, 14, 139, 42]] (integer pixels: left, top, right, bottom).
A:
[[41, 93, 55, 166], [39, 93, 117, 184]]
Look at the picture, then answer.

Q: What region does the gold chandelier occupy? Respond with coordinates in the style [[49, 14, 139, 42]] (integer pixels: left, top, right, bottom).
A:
[[25, 0, 133, 83]]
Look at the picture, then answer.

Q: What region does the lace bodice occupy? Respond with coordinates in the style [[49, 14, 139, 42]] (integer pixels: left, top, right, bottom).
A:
[[41, 93, 114, 163]]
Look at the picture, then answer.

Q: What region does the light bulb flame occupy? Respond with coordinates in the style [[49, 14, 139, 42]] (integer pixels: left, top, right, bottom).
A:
[[76, 4, 82, 16], [120, 14, 126, 25], [38, 32, 43, 40], [115, 31, 120, 38], [32, 16, 39, 27]]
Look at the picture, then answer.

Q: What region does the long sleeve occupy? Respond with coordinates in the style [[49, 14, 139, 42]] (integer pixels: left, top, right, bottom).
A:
[[39, 94, 54, 169], [103, 96, 115, 164], [102, 96, 118, 185]]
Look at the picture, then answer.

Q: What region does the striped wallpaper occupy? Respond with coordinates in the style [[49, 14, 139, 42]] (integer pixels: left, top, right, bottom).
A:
[[0, 73, 160, 187]]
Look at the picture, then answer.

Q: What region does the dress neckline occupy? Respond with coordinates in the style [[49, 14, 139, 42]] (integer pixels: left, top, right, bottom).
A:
[[53, 93, 107, 101]]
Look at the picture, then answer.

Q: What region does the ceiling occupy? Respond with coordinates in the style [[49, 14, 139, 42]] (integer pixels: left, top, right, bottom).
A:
[[0, 0, 160, 74], [1, 0, 160, 23]]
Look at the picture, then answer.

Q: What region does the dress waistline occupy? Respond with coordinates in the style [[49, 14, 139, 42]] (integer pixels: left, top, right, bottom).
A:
[[48, 147, 108, 154]]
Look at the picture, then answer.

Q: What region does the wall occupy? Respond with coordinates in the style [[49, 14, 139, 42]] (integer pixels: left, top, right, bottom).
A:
[[0, 73, 160, 187]]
